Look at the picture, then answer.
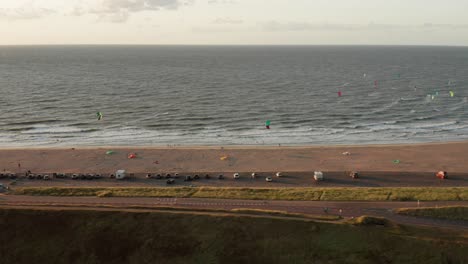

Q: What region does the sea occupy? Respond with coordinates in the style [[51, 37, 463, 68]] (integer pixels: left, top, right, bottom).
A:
[[0, 45, 467, 147]]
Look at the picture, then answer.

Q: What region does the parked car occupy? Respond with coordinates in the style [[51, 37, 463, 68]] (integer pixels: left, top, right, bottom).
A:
[[166, 179, 175, 184], [233, 173, 240, 179], [266, 177, 273, 182], [349, 171, 359, 179]]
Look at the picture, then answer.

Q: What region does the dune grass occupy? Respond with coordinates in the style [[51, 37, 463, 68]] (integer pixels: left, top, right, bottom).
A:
[[0, 207, 466, 264], [396, 206, 468, 221], [229, 208, 341, 221], [12, 186, 468, 201]]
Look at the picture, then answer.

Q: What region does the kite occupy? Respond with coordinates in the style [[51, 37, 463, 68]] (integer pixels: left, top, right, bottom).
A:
[[338, 91, 342, 97], [220, 156, 228, 161], [393, 159, 400, 164], [265, 120, 271, 129], [96, 112, 103, 121], [128, 153, 137, 159], [450, 91, 454, 97], [105, 150, 114, 155]]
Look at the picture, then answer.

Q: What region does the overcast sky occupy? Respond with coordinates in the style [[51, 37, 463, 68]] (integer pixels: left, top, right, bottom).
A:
[[1, 0, 468, 45]]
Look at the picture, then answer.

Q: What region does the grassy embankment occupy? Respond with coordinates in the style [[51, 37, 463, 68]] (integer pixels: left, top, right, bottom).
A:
[[12, 186, 468, 201], [396, 206, 468, 221], [0, 208, 466, 264]]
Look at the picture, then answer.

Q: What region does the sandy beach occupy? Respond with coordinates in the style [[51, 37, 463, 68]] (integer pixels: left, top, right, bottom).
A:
[[1, 141, 468, 173], [0, 142, 466, 188]]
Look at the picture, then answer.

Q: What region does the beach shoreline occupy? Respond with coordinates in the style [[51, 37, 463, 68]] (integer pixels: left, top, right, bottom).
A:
[[0, 139, 467, 150]]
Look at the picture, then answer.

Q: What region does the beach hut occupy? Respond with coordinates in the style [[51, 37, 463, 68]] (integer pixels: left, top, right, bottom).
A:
[[314, 171, 324, 181], [116, 170, 126, 180]]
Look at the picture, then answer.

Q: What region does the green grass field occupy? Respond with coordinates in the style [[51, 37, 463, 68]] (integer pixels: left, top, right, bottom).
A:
[[12, 186, 468, 201], [396, 206, 468, 221], [0, 208, 466, 264]]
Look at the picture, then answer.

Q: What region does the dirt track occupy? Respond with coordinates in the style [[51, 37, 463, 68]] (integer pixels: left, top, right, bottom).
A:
[[1, 195, 466, 230]]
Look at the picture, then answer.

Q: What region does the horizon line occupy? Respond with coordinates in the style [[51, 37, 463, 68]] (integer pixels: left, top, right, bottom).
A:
[[1, 44, 468, 47]]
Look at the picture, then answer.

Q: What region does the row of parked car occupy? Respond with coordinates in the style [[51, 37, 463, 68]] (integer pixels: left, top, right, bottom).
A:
[[0, 173, 17, 179], [146, 172, 285, 184]]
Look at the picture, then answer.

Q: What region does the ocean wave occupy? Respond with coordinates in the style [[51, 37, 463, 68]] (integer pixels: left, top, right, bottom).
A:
[[20, 124, 99, 134]]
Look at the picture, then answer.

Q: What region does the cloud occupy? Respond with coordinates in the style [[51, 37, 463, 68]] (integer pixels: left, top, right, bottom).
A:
[[74, 0, 193, 23], [208, 0, 237, 4], [422, 23, 468, 30], [0, 7, 55, 20], [261, 21, 468, 32], [262, 21, 357, 31], [212, 17, 243, 24]]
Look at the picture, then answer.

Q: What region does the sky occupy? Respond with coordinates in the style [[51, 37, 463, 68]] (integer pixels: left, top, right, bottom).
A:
[[1, 0, 468, 45]]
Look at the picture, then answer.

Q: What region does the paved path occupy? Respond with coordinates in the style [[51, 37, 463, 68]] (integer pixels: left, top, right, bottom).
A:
[[0, 195, 466, 229]]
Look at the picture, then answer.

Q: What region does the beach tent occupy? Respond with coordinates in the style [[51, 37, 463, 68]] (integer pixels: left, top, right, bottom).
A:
[[116, 170, 126, 180], [314, 171, 324, 181]]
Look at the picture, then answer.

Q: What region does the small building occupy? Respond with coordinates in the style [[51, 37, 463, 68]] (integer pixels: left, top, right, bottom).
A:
[[116, 170, 126, 180]]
